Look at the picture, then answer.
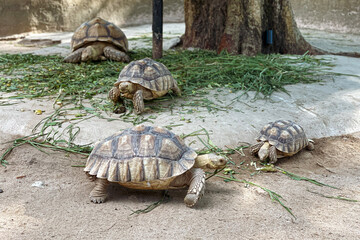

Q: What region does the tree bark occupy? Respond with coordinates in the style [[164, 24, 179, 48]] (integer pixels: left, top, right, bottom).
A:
[[182, 0, 322, 56]]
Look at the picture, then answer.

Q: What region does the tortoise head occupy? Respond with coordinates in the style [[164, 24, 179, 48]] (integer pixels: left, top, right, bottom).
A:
[[81, 45, 104, 61], [194, 153, 227, 169], [118, 81, 136, 95], [81, 46, 96, 62]]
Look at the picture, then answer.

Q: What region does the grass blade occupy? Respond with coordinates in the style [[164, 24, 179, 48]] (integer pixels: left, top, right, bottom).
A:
[[130, 191, 170, 215], [275, 166, 339, 189], [216, 175, 296, 218]]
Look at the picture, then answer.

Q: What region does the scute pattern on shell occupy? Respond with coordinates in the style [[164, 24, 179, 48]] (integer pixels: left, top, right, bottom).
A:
[[84, 125, 197, 183], [257, 120, 309, 153], [115, 58, 178, 91], [71, 17, 128, 52]]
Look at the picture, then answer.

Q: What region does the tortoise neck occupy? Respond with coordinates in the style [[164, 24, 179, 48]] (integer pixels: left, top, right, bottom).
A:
[[193, 154, 210, 169]]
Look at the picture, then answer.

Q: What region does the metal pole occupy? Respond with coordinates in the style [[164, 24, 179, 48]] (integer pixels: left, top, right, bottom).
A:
[[152, 0, 163, 59]]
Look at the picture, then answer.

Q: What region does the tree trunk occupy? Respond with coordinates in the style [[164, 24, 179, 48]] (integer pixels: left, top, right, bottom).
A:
[[182, 0, 322, 56]]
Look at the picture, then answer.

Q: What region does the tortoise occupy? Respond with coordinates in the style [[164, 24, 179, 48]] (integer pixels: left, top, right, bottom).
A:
[[249, 120, 314, 163], [64, 17, 129, 63], [108, 58, 181, 114], [84, 125, 226, 207]]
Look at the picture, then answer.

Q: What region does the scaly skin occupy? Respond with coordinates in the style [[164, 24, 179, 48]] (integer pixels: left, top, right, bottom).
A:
[[268, 145, 278, 163], [90, 178, 109, 203], [249, 142, 264, 155], [63, 48, 84, 63], [104, 46, 130, 62], [133, 90, 144, 114], [258, 142, 270, 161], [108, 87, 121, 104], [183, 168, 206, 207]]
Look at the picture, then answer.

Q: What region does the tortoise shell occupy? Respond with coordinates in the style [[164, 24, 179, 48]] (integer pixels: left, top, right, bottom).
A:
[[84, 125, 197, 183], [114, 58, 178, 92], [71, 17, 128, 52], [257, 120, 309, 153]]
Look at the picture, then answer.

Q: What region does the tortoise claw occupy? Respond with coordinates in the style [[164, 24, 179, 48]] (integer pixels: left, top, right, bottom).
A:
[[184, 193, 199, 208], [89, 178, 109, 204], [90, 195, 107, 204]]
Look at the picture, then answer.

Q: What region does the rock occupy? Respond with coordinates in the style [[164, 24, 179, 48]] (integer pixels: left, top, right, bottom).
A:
[[0, 189, 3, 193], [31, 181, 45, 188], [18, 39, 61, 47]]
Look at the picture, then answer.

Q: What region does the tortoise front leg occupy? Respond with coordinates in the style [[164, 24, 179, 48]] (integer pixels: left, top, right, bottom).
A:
[[133, 90, 145, 114], [90, 178, 110, 203], [306, 140, 315, 151], [184, 168, 205, 207], [63, 48, 85, 63], [108, 87, 126, 113], [249, 142, 264, 155], [103, 46, 130, 62], [171, 85, 182, 96], [108, 86, 121, 104], [268, 145, 278, 164]]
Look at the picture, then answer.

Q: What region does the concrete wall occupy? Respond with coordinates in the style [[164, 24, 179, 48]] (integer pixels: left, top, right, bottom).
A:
[[0, 0, 359, 37], [0, 0, 64, 36], [290, 0, 360, 34], [0, 0, 184, 37], [61, 0, 184, 32]]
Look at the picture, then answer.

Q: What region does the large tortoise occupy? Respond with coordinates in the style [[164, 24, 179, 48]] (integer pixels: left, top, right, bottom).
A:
[[250, 120, 314, 163], [64, 17, 129, 63], [108, 58, 181, 114], [84, 125, 226, 207]]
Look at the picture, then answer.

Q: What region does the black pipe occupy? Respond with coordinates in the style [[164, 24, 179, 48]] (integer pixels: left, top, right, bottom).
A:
[[152, 0, 163, 59]]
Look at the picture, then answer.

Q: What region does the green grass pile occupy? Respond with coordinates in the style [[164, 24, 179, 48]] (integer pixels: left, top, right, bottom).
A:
[[0, 49, 331, 101]]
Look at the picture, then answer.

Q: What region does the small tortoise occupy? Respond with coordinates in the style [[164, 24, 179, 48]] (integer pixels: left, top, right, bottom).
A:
[[64, 17, 129, 63], [108, 58, 181, 114], [84, 125, 226, 207], [250, 120, 314, 163]]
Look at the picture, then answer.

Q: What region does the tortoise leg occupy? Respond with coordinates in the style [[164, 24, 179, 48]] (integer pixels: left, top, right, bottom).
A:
[[103, 46, 130, 62], [108, 86, 121, 104], [133, 90, 145, 114], [268, 145, 278, 164], [171, 85, 181, 96], [184, 168, 206, 208], [306, 140, 315, 151], [249, 142, 264, 155], [108, 87, 126, 113], [85, 172, 96, 181], [90, 178, 110, 204], [258, 142, 270, 161], [63, 48, 85, 63]]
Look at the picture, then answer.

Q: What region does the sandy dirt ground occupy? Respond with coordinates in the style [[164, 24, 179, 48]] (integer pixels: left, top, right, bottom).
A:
[[0, 132, 359, 240]]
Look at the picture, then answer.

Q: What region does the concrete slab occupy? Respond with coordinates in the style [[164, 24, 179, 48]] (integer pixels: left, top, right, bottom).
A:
[[1, 24, 360, 150], [0, 23, 185, 56]]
